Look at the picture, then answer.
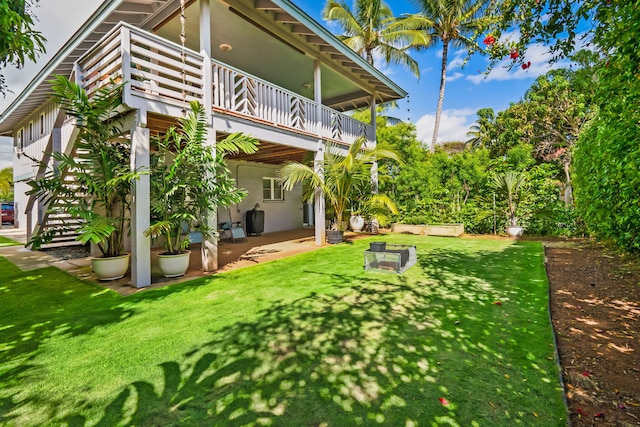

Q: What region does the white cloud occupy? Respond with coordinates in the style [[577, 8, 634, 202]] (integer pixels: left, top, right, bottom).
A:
[[415, 108, 475, 148], [468, 29, 575, 84], [421, 66, 434, 75], [446, 72, 464, 82], [467, 43, 570, 84], [447, 49, 468, 70], [0, 137, 13, 170]]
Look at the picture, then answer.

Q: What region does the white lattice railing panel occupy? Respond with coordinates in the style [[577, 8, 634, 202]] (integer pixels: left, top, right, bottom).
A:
[[233, 75, 257, 116]]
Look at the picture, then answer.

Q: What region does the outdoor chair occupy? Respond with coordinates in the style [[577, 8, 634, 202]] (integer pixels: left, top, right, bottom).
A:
[[219, 209, 247, 242]]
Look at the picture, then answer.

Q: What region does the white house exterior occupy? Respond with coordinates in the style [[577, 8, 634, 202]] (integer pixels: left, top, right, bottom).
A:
[[0, 0, 406, 288]]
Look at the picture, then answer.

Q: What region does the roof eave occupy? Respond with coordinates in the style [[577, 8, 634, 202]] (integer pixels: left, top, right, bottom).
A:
[[0, 0, 123, 130], [271, 0, 408, 99]]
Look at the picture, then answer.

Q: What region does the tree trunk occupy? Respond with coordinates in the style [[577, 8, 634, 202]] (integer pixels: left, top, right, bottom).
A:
[[366, 48, 373, 66], [563, 160, 573, 206], [431, 40, 449, 152]]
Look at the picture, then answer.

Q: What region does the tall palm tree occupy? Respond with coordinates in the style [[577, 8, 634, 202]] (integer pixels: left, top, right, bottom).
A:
[[411, 0, 489, 150], [324, 0, 429, 77]]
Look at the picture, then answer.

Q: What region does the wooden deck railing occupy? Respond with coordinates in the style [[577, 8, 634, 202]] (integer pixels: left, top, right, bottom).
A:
[[75, 23, 374, 147]]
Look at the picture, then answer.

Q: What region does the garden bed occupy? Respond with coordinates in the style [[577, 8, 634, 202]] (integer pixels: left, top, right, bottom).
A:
[[391, 223, 464, 237]]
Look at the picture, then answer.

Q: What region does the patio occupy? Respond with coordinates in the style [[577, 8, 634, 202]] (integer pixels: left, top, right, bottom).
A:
[[0, 225, 320, 295]]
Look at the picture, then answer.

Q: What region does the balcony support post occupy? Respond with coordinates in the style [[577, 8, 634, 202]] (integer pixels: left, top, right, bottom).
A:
[[200, 124, 218, 272], [313, 59, 325, 245], [199, 0, 211, 56], [130, 109, 151, 288], [370, 94, 378, 194], [201, 46, 218, 271]]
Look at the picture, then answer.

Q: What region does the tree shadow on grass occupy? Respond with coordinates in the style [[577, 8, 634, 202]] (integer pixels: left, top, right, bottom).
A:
[[0, 258, 134, 425], [71, 248, 563, 426]]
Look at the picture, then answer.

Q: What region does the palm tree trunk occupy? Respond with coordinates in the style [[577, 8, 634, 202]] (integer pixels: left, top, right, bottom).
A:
[[431, 40, 449, 152], [366, 48, 373, 66]]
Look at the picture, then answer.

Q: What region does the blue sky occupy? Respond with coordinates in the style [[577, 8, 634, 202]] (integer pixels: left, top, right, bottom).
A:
[[0, 0, 567, 169]]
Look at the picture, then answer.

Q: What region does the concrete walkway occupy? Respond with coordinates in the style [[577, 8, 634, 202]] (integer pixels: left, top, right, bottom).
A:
[[0, 226, 334, 295]]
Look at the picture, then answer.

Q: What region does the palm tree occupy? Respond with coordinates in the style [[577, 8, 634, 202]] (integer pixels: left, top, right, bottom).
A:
[[465, 107, 495, 149], [323, 0, 429, 77], [411, 0, 489, 150], [493, 171, 526, 227], [278, 137, 400, 232]]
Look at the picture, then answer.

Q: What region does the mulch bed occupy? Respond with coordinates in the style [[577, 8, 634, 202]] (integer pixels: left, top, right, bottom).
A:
[[545, 241, 640, 426]]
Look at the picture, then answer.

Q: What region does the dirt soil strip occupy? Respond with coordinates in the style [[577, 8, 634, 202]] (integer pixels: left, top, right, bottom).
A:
[[545, 242, 640, 426]]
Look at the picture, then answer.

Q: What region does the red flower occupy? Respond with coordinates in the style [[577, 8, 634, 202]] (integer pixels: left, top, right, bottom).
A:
[[521, 61, 531, 70], [483, 35, 496, 45], [493, 301, 503, 305], [510, 50, 519, 59], [439, 397, 450, 406], [581, 371, 591, 377]]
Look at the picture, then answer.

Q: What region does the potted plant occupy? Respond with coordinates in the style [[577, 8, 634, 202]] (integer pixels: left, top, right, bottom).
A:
[[26, 76, 145, 280], [353, 192, 398, 233], [493, 170, 527, 238], [278, 137, 400, 243], [144, 101, 258, 277]]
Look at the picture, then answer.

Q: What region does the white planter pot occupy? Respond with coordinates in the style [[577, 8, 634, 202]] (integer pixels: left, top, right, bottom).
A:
[[158, 251, 191, 278], [92, 254, 130, 281], [349, 215, 365, 232], [506, 226, 524, 238]]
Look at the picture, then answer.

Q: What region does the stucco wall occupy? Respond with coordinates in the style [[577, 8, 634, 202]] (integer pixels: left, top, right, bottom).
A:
[[223, 160, 304, 233]]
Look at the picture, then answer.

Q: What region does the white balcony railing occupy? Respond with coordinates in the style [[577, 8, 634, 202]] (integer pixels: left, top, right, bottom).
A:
[[76, 23, 374, 147]]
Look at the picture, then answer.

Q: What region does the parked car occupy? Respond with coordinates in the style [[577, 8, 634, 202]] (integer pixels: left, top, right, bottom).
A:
[[2, 202, 14, 224]]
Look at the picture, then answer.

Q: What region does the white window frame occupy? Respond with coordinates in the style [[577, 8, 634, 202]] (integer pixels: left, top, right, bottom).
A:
[[262, 177, 284, 201]]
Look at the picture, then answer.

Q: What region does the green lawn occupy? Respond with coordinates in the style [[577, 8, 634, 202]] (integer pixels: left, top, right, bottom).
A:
[[0, 235, 566, 426], [0, 235, 21, 247]]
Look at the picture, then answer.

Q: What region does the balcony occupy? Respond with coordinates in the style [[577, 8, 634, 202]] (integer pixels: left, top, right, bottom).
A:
[[76, 23, 375, 148]]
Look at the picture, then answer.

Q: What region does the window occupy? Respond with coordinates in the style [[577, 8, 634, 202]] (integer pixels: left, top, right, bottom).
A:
[[262, 177, 283, 201], [40, 114, 45, 135], [28, 121, 33, 142]]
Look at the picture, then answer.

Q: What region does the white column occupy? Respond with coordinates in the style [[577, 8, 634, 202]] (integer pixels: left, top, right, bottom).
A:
[[201, 125, 218, 271], [199, 0, 211, 56], [130, 111, 151, 288], [200, 14, 217, 271], [370, 94, 378, 194], [313, 59, 325, 245]]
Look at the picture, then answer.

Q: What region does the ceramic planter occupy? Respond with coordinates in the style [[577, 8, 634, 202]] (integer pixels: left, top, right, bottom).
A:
[[326, 230, 344, 244], [92, 254, 130, 281], [506, 226, 524, 238], [158, 251, 191, 278], [349, 215, 365, 232]]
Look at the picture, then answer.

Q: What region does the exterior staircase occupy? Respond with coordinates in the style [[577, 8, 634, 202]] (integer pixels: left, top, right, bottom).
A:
[[26, 117, 87, 249]]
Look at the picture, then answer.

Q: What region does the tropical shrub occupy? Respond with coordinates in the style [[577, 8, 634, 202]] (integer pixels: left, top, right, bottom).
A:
[[26, 76, 143, 257], [144, 102, 258, 255]]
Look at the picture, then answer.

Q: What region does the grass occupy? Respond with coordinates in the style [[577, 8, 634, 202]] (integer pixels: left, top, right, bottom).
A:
[[0, 235, 21, 247], [0, 235, 566, 426]]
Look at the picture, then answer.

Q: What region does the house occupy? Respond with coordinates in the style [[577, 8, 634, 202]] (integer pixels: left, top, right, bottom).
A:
[[0, 0, 406, 288]]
